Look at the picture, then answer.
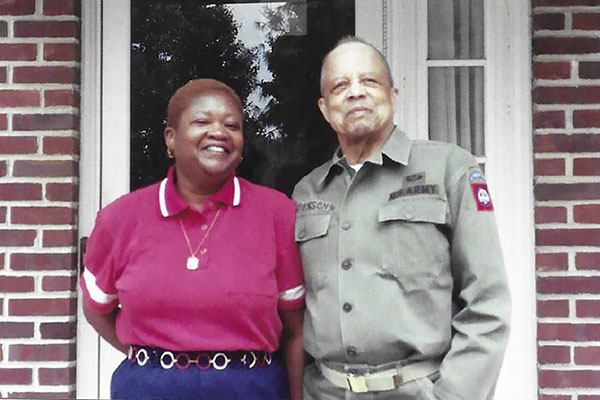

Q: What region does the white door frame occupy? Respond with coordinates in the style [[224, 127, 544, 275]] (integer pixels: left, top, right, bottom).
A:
[[77, 1, 130, 398], [78, 1, 536, 398]]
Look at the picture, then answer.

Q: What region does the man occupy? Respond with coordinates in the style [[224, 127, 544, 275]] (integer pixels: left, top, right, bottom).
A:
[[293, 36, 510, 400]]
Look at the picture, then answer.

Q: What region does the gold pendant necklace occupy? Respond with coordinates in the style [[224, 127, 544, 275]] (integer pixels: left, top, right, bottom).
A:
[[178, 208, 221, 270]]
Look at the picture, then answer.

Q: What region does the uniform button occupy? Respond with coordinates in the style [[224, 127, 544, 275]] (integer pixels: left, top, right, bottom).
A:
[[341, 259, 353, 270], [343, 302, 353, 312], [201, 224, 208, 231], [199, 248, 207, 255], [297, 229, 306, 239], [347, 346, 358, 357], [341, 221, 352, 230], [405, 212, 414, 220]]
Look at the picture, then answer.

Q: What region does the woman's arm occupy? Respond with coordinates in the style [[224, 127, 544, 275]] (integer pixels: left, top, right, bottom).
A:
[[280, 307, 305, 400], [83, 302, 128, 354]]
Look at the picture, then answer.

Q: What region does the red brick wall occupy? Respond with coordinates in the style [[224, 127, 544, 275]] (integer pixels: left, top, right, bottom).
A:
[[534, 0, 600, 399], [0, 0, 80, 398]]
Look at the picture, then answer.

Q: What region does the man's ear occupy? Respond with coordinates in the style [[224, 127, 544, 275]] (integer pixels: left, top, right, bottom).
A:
[[317, 97, 331, 124], [391, 86, 400, 107], [164, 126, 175, 151]]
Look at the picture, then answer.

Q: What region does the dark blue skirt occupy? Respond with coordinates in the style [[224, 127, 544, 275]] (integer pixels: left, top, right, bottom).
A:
[[110, 355, 290, 400]]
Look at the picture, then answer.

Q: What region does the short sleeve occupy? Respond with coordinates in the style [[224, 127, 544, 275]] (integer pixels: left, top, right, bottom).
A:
[[80, 209, 120, 314], [274, 197, 306, 310]]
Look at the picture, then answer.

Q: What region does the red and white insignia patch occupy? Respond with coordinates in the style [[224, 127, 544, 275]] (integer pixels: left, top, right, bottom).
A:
[[471, 183, 494, 211]]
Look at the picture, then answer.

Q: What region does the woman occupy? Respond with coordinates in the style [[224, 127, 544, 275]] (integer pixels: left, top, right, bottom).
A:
[[80, 79, 305, 400]]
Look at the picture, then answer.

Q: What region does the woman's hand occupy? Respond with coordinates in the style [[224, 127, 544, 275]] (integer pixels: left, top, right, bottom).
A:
[[83, 302, 128, 354]]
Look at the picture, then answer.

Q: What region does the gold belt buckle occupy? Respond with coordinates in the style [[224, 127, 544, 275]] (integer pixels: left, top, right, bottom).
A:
[[346, 374, 369, 393]]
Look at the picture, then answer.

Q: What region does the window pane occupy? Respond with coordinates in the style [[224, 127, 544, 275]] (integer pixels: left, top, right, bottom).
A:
[[428, 66, 484, 156], [130, 0, 354, 193], [428, 0, 484, 60]]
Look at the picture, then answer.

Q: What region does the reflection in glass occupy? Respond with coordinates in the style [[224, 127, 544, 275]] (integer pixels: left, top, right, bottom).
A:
[[428, 0, 484, 60], [130, 0, 354, 193], [428, 67, 484, 156]]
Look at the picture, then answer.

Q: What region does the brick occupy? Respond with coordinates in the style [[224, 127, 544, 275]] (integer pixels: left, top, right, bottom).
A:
[[46, 183, 78, 202], [534, 37, 600, 55], [577, 300, 600, 317], [44, 89, 79, 107], [581, 396, 600, 400], [0, 0, 35, 15], [14, 21, 79, 38], [0, 322, 34, 339], [0, 90, 40, 107], [535, 62, 571, 80], [9, 343, 74, 362], [574, 158, 600, 175], [0, 230, 36, 246], [13, 160, 77, 177], [538, 323, 600, 341], [42, 229, 77, 247], [42, 275, 76, 292], [537, 252, 568, 272], [575, 204, 600, 223], [10, 253, 76, 271], [0, 183, 42, 201], [540, 369, 600, 388], [0, 368, 32, 385], [537, 228, 600, 246], [44, 0, 80, 16], [535, 133, 600, 153], [535, 86, 600, 104], [0, 44, 37, 61], [39, 367, 76, 385], [0, 114, 7, 130], [0, 161, 5, 177], [535, 158, 565, 175], [538, 276, 600, 294], [535, 183, 600, 201], [0, 21, 7, 37], [43, 136, 79, 155], [9, 298, 77, 316], [0, 208, 4, 224], [535, 14, 565, 30], [40, 321, 76, 339], [574, 110, 600, 128], [576, 252, 600, 270], [538, 345, 571, 364], [538, 299, 570, 318], [574, 13, 600, 30], [535, 206, 567, 223], [0, 136, 38, 154], [14, 66, 79, 84], [534, 110, 565, 128], [13, 113, 78, 131], [0, 276, 35, 293], [11, 206, 76, 225], [580, 62, 600, 79], [8, 392, 75, 400], [43, 42, 79, 61]]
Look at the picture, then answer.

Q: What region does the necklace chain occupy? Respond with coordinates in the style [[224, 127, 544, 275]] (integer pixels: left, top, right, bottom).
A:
[[179, 208, 221, 258]]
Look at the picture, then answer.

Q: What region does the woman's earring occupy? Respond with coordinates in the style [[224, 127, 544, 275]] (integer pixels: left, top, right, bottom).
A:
[[167, 147, 174, 159]]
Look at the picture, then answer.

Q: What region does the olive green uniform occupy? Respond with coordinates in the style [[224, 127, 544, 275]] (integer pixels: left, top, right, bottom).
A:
[[293, 129, 510, 400]]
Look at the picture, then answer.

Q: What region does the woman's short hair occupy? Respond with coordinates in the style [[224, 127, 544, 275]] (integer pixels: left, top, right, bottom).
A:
[[167, 78, 243, 128]]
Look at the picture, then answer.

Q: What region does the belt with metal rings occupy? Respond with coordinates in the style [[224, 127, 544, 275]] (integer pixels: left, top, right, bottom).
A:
[[128, 346, 273, 370]]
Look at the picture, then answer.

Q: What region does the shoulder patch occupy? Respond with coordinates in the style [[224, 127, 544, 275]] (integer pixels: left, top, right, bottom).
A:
[[471, 183, 494, 211], [468, 168, 486, 183]]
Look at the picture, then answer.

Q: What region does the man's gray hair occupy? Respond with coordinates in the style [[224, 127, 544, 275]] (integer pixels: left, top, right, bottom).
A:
[[320, 35, 394, 95]]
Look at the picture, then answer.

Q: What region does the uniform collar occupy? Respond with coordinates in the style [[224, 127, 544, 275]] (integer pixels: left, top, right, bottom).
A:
[[158, 165, 241, 218], [317, 127, 412, 185]]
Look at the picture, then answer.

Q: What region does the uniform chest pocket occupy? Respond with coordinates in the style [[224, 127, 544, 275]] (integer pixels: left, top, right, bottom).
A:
[[377, 196, 451, 292], [295, 213, 331, 242]]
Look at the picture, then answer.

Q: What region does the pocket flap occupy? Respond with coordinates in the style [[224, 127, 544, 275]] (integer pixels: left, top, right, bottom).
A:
[[378, 196, 447, 224], [295, 214, 331, 242]]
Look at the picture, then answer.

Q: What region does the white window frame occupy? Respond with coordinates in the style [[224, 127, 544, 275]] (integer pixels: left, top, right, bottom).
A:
[[79, 1, 535, 398], [356, 1, 536, 398]]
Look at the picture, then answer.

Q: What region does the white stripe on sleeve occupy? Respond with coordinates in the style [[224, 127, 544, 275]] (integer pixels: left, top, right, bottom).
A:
[[279, 284, 306, 301], [83, 268, 118, 305]]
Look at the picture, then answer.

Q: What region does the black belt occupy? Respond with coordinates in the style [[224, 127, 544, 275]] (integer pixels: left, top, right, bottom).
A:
[[129, 345, 273, 370]]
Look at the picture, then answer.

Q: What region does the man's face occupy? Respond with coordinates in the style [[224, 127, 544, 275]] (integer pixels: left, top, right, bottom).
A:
[[318, 42, 398, 148]]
